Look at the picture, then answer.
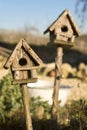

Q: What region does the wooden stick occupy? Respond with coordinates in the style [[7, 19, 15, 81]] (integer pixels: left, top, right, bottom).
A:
[[52, 47, 63, 122], [21, 84, 33, 130]]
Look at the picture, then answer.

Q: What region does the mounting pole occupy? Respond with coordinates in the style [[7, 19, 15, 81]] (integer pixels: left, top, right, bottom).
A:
[[52, 47, 63, 122], [21, 84, 33, 130]]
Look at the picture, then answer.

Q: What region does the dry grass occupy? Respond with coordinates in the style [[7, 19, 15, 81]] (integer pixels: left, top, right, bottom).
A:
[[57, 78, 87, 102], [75, 34, 87, 54], [0, 29, 49, 45], [0, 29, 87, 51], [67, 79, 87, 101]]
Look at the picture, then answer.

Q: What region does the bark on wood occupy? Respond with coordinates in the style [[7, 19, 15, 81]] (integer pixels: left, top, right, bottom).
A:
[[52, 47, 63, 122], [21, 84, 33, 130]]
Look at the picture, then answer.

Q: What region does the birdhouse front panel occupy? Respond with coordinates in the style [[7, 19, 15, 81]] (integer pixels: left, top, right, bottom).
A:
[[4, 39, 43, 84], [54, 15, 75, 43], [12, 46, 38, 71], [11, 44, 39, 84]]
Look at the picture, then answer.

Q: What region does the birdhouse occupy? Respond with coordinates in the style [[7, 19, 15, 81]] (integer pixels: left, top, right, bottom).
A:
[[44, 9, 80, 47], [4, 39, 43, 84]]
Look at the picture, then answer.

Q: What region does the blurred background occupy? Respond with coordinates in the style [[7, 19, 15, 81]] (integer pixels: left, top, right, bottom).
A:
[[0, 0, 87, 111], [0, 0, 87, 93], [0, 0, 87, 129]]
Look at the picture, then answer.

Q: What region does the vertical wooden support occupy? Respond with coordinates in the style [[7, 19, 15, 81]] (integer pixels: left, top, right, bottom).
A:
[[21, 84, 33, 130], [52, 47, 63, 122]]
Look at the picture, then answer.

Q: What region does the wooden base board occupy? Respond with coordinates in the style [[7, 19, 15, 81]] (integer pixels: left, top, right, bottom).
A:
[[12, 78, 38, 84], [54, 40, 75, 48]]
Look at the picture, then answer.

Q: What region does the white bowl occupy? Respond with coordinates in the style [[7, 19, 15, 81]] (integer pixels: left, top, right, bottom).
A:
[[27, 79, 72, 106]]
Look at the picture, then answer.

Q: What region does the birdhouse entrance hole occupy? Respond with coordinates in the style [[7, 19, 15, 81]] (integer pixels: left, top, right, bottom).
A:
[[19, 58, 27, 66], [61, 25, 68, 32]]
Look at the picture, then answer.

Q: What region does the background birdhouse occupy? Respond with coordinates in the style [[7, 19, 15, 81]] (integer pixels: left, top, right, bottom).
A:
[[44, 9, 80, 47], [4, 39, 43, 84]]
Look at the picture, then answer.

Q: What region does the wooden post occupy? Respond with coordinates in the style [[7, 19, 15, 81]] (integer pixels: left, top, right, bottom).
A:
[[21, 84, 33, 130], [52, 47, 63, 122]]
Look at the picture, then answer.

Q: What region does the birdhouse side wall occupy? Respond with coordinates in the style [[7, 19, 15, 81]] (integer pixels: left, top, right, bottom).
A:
[[50, 31, 56, 43]]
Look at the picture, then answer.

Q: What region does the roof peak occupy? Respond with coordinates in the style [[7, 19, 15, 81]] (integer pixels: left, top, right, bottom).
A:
[[4, 39, 43, 69], [44, 9, 80, 36]]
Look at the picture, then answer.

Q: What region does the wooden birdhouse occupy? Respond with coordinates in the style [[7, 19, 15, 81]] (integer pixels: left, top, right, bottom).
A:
[[44, 9, 80, 47], [4, 39, 43, 84]]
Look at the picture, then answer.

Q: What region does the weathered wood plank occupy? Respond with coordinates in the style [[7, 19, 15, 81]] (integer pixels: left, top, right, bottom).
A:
[[23, 39, 43, 65], [12, 78, 37, 84], [12, 66, 38, 71], [4, 39, 22, 69], [54, 40, 74, 47]]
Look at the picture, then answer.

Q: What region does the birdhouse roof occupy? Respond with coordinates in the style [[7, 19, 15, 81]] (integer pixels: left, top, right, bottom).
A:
[[4, 39, 43, 69], [44, 9, 80, 36]]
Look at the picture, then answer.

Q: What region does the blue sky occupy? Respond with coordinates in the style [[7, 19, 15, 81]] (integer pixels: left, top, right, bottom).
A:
[[0, 0, 85, 34]]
